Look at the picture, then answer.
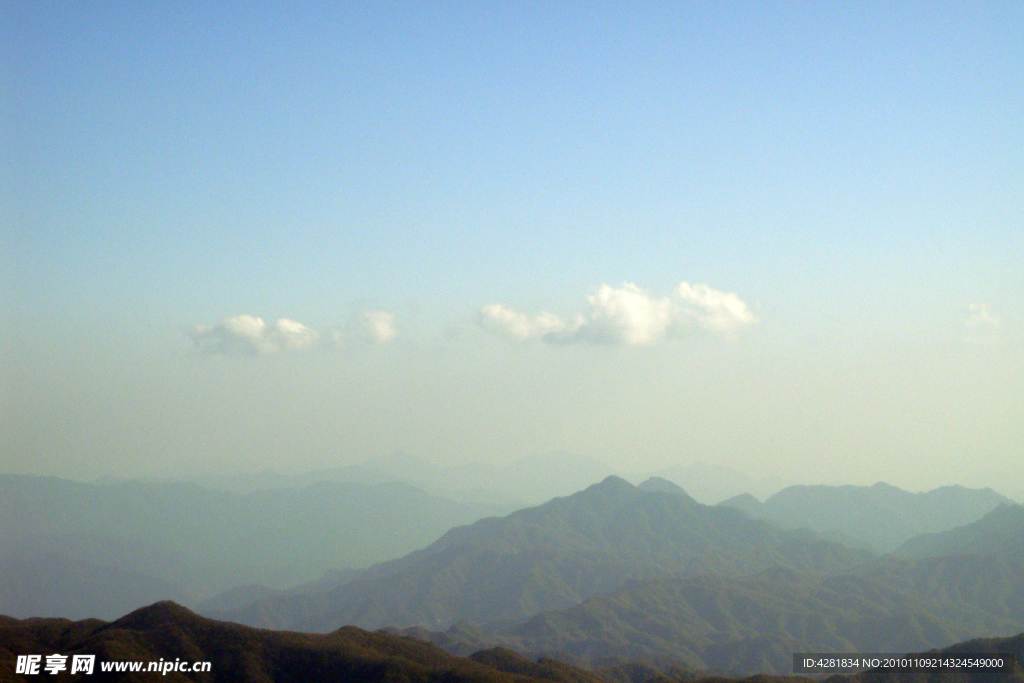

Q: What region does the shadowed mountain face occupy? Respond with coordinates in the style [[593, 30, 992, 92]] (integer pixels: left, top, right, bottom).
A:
[[719, 483, 1013, 553], [389, 501, 1024, 677], [896, 504, 1024, 559], [857, 553, 1024, 631], [397, 553, 1024, 675], [0, 475, 515, 619], [211, 476, 870, 632], [0, 601, 609, 683], [402, 569, 964, 673]]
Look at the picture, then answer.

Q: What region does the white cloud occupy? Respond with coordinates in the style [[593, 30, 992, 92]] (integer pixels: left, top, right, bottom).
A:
[[189, 315, 324, 355], [965, 303, 1003, 345], [673, 282, 758, 336], [480, 282, 757, 346], [190, 310, 401, 354], [362, 310, 398, 343], [479, 303, 578, 341], [580, 283, 678, 345]]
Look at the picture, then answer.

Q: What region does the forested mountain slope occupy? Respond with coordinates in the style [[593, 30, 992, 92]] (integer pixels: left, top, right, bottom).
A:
[[398, 555, 1024, 675], [214, 476, 870, 631]]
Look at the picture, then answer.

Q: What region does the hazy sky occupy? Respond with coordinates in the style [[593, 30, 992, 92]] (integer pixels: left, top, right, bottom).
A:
[[3, 3, 1022, 493]]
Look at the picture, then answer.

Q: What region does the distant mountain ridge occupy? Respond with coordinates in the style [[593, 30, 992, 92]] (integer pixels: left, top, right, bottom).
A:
[[211, 476, 870, 632], [190, 451, 618, 505], [719, 482, 1012, 552], [177, 453, 791, 506], [645, 463, 790, 504], [0, 475, 515, 619], [0, 551, 188, 624], [636, 476, 693, 497]]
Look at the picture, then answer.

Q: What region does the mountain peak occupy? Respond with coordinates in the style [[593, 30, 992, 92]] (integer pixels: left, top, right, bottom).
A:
[[588, 475, 635, 493], [109, 601, 202, 631], [638, 477, 695, 501], [718, 492, 762, 515]]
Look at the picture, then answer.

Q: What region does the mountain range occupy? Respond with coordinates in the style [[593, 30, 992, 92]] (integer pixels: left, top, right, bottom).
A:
[[0, 601, 609, 683], [391, 501, 1024, 674], [207, 476, 870, 631], [172, 452, 790, 506], [183, 451, 616, 505], [719, 482, 1013, 552], [196, 476, 1024, 675], [5, 468, 1023, 678], [3, 601, 1024, 683], [0, 475, 514, 618], [897, 502, 1024, 559], [398, 552, 1024, 674]]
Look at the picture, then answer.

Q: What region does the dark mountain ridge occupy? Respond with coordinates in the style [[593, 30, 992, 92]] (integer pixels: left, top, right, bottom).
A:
[[5, 601, 1023, 683], [0, 601, 609, 682]]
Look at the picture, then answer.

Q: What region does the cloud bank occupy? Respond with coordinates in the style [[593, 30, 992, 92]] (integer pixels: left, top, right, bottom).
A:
[[189, 315, 322, 355], [480, 282, 757, 345], [190, 312, 398, 355]]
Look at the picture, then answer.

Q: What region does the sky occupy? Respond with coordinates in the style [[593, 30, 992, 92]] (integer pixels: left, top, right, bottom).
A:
[[2, 2, 1022, 494]]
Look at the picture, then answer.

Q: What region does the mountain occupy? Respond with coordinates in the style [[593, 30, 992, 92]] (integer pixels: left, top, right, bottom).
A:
[[646, 464, 790, 505], [402, 569, 964, 674], [4, 601, 1023, 683], [389, 504, 1024, 675], [897, 503, 1024, 559], [0, 601, 609, 683], [189, 451, 446, 494], [0, 475, 515, 618], [401, 553, 1024, 676], [188, 451, 615, 505], [636, 477, 693, 497], [716, 493, 761, 516], [718, 483, 1013, 553], [856, 553, 1024, 632], [848, 631, 1024, 683], [185, 454, 799, 509], [213, 476, 870, 632]]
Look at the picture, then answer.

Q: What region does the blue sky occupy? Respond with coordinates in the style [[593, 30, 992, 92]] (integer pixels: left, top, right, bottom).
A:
[[3, 2, 1022, 491]]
